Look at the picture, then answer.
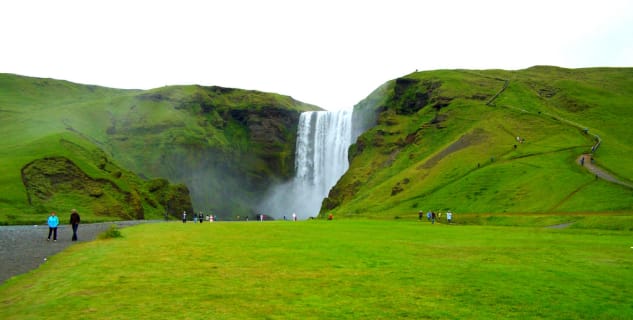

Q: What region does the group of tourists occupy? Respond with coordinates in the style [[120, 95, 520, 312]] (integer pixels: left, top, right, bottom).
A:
[[46, 209, 81, 242], [418, 209, 453, 224], [182, 211, 216, 223]]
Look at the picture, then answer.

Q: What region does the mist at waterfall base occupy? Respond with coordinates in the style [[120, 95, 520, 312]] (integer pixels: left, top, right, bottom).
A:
[[260, 110, 353, 220]]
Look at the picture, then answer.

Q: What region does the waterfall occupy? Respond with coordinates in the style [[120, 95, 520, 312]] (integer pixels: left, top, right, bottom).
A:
[[260, 110, 353, 220]]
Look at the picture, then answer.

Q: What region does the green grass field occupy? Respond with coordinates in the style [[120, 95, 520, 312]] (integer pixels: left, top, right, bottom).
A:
[[2, 220, 632, 319]]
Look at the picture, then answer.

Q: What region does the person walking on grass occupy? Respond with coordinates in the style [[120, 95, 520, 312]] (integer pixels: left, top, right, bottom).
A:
[[431, 211, 436, 224], [70, 209, 81, 241], [47, 212, 59, 242], [446, 210, 453, 224]]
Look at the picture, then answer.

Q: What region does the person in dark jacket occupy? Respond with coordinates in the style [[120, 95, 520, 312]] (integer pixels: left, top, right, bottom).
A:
[[70, 209, 81, 241]]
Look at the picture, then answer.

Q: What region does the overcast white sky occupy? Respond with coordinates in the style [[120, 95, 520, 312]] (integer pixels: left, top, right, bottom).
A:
[[2, 0, 632, 110]]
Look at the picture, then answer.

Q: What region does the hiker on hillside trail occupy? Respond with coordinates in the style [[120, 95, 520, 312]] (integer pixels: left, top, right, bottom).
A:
[[431, 211, 436, 224], [447, 210, 453, 224]]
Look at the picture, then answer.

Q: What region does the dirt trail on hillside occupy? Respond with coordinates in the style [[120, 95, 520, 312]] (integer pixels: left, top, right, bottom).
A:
[[0, 220, 162, 285], [577, 154, 633, 188]]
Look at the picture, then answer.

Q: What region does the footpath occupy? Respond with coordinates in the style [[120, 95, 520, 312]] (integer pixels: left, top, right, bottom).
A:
[[577, 154, 633, 189], [486, 77, 633, 190], [0, 220, 161, 284]]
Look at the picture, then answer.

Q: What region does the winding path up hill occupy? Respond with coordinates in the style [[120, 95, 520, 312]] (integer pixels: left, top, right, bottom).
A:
[[578, 154, 633, 189], [491, 78, 633, 190]]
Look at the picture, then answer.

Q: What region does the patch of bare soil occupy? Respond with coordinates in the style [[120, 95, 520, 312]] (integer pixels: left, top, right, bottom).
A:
[[418, 128, 488, 169]]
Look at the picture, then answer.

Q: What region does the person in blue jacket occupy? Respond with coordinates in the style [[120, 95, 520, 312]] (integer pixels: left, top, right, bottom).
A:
[[47, 212, 59, 242]]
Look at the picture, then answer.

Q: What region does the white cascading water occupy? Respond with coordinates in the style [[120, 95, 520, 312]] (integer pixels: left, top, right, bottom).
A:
[[260, 110, 353, 220]]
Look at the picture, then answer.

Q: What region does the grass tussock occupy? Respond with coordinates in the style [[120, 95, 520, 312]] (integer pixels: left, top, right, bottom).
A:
[[97, 224, 123, 239]]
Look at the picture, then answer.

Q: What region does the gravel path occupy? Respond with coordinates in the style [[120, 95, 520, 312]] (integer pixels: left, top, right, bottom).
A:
[[578, 154, 633, 188], [0, 220, 162, 285]]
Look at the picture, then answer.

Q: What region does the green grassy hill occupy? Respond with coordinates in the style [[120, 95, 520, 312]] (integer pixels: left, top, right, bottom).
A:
[[3, 67, 631, 224], [325, 66, 633, 217], [0, 74, 319, 224]]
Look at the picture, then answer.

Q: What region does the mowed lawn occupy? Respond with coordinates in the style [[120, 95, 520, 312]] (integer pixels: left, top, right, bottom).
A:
[[1, 220, 632, 319]]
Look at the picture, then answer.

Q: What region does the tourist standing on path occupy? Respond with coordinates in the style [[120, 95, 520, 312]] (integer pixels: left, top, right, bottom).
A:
[[70, 209, 81, 241], [431, 211, 436, 224], [418, 210, 423, 220], [182, 211, 187, 223], [446, 210, 453, 224], [47, 212, 59, 242]]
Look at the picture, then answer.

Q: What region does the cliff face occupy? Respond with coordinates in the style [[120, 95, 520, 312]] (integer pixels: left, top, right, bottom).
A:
[[104, 85, 319, 219], [0, 75, 319, 223]]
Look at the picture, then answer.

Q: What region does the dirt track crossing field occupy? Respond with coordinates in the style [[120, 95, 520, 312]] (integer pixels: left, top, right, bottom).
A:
[[0, 220, 161, 285]]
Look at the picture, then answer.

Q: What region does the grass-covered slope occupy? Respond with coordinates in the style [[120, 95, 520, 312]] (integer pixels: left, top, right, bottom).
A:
[[0, 74, 319, 224], [326, 67, 633, 217]]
